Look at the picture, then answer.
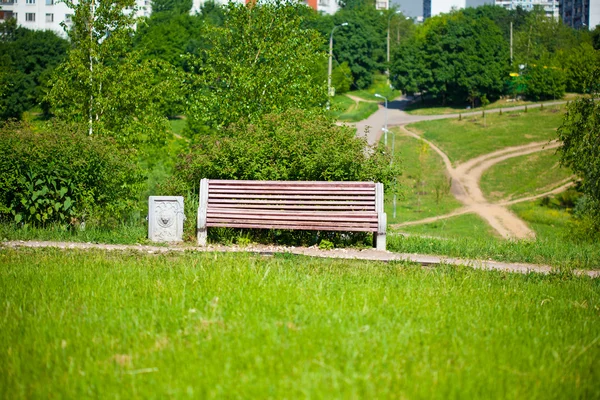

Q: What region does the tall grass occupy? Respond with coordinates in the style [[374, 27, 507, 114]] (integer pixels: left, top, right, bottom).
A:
[[1, 248, 598, 399]]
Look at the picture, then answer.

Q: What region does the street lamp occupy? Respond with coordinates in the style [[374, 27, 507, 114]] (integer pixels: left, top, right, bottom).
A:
[[374, 93, 388, 146], [327, 22, 349, 109], [387, 13, 411, 80], [375, 92, 397, 218]]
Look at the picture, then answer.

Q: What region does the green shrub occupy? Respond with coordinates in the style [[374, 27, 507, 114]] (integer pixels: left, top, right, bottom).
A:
[[0, 120, 145, 227], [525, 63, 566, 101], [172, 109, 401, 190]]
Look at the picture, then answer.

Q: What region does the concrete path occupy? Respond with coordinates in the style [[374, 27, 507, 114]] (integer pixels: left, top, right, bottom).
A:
[[3, 240, 598, 278], [349, 95, 567, 146]]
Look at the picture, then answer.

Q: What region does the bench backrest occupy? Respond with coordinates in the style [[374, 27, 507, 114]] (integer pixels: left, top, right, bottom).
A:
[[198, 179, 384, 232]]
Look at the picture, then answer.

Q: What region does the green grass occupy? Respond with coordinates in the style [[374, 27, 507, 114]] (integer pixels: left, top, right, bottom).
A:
[[388, 233, 600, 270], [395, 213, 499, 240], [404, 93, 579, 116], [349, 74, 401, 102], [511, 199, 575, 241], [328, 94, 356, 119], [408, 107, 565, 165], [481, 150, 573, 203], [1, 248, 599, 399], [0, 222, 149, 244], [337, 101, 378, 122], [168, 117, 187, 137], [387, 131, 463, 224]]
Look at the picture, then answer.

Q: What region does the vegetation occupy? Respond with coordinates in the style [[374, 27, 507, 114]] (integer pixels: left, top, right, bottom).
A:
[[47, 0, 183, 146], [0, 121, 144, 227], [186, 1, 327, 132], [389, 132, 461, 223], [408, 107, 564, 165], [480, 149, 572, 203], [1, 248, 599, 398], [394, 213, 497, 240], [170, 109, 400, 191], [0, 19, 68, 119], [556, 68, 600, 235]]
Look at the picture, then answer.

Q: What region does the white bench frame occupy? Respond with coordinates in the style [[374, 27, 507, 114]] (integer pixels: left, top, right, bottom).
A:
[[197, 179, 387, 250]]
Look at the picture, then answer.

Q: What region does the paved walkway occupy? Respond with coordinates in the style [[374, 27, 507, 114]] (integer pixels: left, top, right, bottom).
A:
[[348, 96, 567, 146], [3, 240, 598, 278]]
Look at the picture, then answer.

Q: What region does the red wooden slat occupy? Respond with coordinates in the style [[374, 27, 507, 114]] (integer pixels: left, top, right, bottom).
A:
[[208, 199, 374, 206], [209, 189, 375, 195], [206, 204, 375, 211], [210, 180, 374, 187], [207, 213, 377, 223], [209, 194, 375, 201], [206, 222, 376, 232]]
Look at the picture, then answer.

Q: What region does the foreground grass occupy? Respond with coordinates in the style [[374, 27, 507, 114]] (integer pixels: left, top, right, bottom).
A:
[[388, 132, 462, 223], [395, 213, 499, 240], [1, 248, 599, 399], [481, 150, 572, 202], [408, 107, 565, 165]]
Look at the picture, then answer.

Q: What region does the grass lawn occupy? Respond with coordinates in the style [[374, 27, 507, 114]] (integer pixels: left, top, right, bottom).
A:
[[511, 198, 575, 241], [394, 213, 499, 240], [407, 107, 565, 165], [388, 131, 463, 223], [328, 95, 379, 122], [349, 74, 401, 102], [480, 150, 573, 203], [388, 233, 600, 270], [1, 248, 599, 399], [404, 93, 579, 116]]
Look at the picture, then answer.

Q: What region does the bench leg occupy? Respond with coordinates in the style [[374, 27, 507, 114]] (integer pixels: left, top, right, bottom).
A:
[[374, 211, 387, 251], [197, 178, 209, 247], [374, 232, 386, 251]]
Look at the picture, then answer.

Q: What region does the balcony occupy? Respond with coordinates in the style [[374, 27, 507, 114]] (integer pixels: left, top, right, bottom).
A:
[[0, 1, 16, 5]]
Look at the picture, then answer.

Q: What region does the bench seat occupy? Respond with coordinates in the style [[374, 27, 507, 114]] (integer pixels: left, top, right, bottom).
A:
[[197, 179, 387, 250]]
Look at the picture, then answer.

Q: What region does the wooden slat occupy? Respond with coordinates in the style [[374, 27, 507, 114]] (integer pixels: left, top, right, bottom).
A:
[[208, 199, 374, 206], [210, 180, 375, 187], [209, 188, 375, 195], [208, 208, 377, 216], [206, 203, 375, 211], [209, 194, 375, 201], [207, 213, 377, 223], [207, 222, 376, 232]]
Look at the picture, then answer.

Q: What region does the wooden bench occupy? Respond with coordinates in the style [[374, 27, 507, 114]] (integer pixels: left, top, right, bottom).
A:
[[197, 179, 387, 250]]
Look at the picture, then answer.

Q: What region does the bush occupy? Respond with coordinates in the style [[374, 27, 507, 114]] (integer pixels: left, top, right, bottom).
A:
[[0, 120, 145, 227], [525, 63, 566, 101], [171, 109, 401, 191]]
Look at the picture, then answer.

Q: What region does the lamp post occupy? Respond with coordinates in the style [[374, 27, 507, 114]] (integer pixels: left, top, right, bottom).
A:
[[375, 93, 397, 218], [374, 93, 388, 146], [327, 22, 348, 109]]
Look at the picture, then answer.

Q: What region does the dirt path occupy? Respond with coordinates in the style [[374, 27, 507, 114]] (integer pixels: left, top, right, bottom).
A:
[[394, 127, 568, 239], [3, 240, 598, 278]]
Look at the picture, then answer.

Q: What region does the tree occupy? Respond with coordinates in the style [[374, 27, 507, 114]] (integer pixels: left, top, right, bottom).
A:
[[0, 20, 68, 119], [392, 11, 508, 105], [524, 62, 566, 100], [556, 67, 600, 233], [47, 0, 183, 146], [562, 43, 600, 93], [186, 0, 327, 131]]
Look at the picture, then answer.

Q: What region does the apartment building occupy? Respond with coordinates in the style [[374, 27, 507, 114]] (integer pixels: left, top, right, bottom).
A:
[[0, 0, 151, 36], [559, 0, 600, 28], [495, 0, 559, 18]]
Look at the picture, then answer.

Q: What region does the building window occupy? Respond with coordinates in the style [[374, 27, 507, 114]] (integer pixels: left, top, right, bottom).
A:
[[25, 12, 35, 21], [65, 13, 72, 23], [46, 0, 53, 5], [45, 13, 53, 22], [318, 0, 329, 5], [25, 0, 35, 4]]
